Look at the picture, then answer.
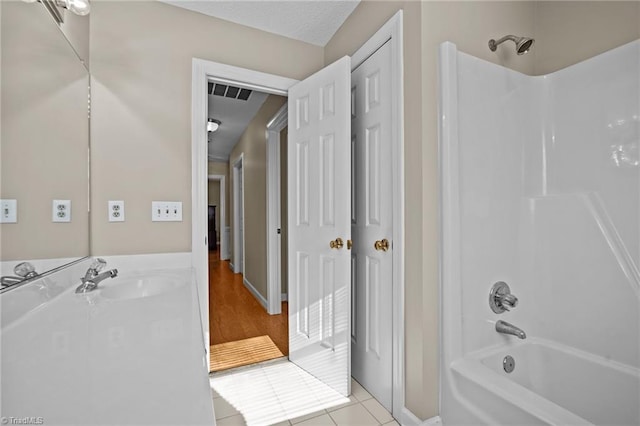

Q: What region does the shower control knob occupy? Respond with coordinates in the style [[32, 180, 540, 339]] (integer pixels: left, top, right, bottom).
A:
[[489, 281, 519, 314]]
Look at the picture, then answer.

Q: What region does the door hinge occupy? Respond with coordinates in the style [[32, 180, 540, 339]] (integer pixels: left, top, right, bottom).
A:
[[277, 228, 281, 234]]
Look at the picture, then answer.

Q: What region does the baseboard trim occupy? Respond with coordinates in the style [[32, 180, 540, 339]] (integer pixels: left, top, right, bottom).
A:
[[243, 277, 268, 310], [401, 408, 441, 426], [281, 293, 288, 302], [421, 415, 442, 426], [229, 262, 235, 271]]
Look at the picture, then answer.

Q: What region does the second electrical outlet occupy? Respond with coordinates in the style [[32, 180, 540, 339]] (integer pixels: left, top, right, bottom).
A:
[[108, 201, 125, 222]]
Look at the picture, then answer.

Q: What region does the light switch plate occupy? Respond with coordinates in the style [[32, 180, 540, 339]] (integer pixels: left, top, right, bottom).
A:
[[151, 201, 182, 222], [52, 200, 71, 222], [108, 200, 125, 222], [0, 199, 17, 223]]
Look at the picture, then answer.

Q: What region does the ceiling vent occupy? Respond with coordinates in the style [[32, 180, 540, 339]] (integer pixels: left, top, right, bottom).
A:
[[208, 83, 252, 101]]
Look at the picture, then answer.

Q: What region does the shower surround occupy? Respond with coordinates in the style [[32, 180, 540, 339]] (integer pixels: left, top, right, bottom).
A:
[[438, 40, 639, 425]]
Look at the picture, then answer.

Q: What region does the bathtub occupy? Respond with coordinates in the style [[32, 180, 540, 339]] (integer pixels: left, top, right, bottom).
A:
[[449, 338, 640, 425]]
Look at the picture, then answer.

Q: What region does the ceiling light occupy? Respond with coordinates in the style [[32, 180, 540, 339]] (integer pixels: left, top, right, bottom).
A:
[[55, 0, 91, 16], [208, 118, 221, 133]]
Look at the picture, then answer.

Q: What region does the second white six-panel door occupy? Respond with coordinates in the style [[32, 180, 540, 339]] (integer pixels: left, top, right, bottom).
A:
[[351, 40, 394, 411]]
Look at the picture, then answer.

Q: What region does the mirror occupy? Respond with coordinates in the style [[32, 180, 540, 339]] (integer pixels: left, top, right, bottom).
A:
[[0, 1, 90, 287]]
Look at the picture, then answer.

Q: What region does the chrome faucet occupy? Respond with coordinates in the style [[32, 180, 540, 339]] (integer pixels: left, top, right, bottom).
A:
[[75, 258, 118, 293], [1, 262, 39, 289], [496, 320, 526, 339]]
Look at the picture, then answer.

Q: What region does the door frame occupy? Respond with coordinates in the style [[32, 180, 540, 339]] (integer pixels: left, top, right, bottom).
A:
[[207, 174, 227, 259], [191, 9, 406, 418], [231, 154, 245, 274], [191, 58, 297, 370], [266, 104, 288, 315]]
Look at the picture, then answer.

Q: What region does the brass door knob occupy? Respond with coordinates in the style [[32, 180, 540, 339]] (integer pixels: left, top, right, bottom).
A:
[[347, 239, 353, 250], [374, 239, 389, 252], [330, 237, 344, 250]]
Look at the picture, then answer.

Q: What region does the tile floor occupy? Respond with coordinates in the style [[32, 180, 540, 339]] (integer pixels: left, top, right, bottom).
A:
[[210, 359, 398, 426]]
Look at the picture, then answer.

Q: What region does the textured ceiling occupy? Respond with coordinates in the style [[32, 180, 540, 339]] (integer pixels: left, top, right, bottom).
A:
[[207, 89, 268, 162], [159, 0, 360, 46]]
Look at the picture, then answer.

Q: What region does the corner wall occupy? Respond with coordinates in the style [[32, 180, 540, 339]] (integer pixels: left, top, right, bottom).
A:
[[533, 1, 640, 75]]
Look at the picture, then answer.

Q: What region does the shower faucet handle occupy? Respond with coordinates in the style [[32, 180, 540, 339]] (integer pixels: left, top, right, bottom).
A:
[[489, 281, 518, 313]]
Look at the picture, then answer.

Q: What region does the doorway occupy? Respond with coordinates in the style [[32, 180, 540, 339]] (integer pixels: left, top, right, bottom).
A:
[[192, 9, 405, 422], [207, 174, 226, 258], [208, 91, 290, 372], [232, 155, 244, 274]]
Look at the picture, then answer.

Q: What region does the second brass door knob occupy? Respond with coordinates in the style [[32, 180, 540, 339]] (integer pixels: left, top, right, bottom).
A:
[[374, 239, 389, 252]]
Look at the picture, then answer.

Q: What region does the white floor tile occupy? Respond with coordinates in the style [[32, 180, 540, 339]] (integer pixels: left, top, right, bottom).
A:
[[328, 403, 380, 425], [296, 413, 336, 425], [382, 420, 399, 426], [211, 366, 288, 425], [210, 362, 390, 426], [290, 410, 328, 424], [325, 395, 359, 413], [216, 414, 247, 425], [213, 397, 241, 419], [350, 379, 373, 402], [361, 399, 393, 424]]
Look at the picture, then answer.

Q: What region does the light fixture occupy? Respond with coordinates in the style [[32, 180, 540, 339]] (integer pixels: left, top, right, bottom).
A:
[[56, 0, 90, 16], [208, 118, 221, 133]]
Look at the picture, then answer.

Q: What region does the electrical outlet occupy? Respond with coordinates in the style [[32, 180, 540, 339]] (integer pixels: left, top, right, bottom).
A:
[[0, 199, 17, 223], [108, 200, 125, 222], [52, 200, 71, 222], [151, 201, 182, 222]]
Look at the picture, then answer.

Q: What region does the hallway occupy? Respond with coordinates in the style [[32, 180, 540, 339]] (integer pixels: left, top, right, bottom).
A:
[[209, 250, 289, 370]]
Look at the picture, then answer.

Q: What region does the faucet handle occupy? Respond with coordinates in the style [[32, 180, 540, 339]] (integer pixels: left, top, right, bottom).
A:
[[14, 262, 38, 278], [489, 281, 518, 314], [500, 293, 518, 310], [89, 258, 107, 272]]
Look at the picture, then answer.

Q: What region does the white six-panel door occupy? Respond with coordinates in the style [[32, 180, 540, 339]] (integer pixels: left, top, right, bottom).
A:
[[351, 40, 393, 410], [287, 56, 352, 397]]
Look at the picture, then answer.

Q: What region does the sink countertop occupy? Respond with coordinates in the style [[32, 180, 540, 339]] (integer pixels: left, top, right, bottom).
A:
[[0, 260, 215, 425]]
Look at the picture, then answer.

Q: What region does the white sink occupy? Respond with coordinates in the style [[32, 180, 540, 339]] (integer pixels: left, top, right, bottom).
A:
[[100, 277, 185, 300]]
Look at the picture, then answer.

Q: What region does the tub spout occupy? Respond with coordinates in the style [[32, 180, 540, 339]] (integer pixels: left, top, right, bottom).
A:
[[496, 320, 526, 339]]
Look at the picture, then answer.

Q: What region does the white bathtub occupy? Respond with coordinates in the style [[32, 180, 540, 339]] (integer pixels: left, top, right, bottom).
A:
[[450, 339, 640, 426]]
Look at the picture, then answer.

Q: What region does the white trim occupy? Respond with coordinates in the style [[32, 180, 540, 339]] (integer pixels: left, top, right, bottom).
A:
[[281, 292, 288, 302], [243, 277, 268, 310], [192, 58, 298, 372], [207, 174, 227, 260], [232, 154, 245, 274], [191, 58, 210, 369], [351, 10, 406, 419], [421, 415, 443, 426], [266, 104, 288, 315], [400, 408, 432, 426]]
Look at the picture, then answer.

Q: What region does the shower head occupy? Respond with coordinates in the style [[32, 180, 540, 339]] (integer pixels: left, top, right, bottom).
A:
[[488, 35, 535, 55]]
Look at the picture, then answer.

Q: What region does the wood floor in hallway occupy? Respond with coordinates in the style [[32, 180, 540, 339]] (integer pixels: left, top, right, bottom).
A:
[[208, 250, 288, 357]]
